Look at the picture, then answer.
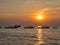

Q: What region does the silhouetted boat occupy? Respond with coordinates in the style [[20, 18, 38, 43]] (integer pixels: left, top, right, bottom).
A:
[[24, 26, 34, 29], [0, 26, 2, 28], [37, 26, 49, 29], [53, 26, 58, 29], [4, 25, 21, 29]]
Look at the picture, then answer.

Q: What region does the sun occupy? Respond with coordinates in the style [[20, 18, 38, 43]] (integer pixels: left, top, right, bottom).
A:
[[36, 15, 44, 20], [37, 15, 43, 19]]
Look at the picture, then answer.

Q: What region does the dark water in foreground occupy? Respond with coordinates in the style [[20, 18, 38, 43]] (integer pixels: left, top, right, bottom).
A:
[[0, 28, 60, 45]]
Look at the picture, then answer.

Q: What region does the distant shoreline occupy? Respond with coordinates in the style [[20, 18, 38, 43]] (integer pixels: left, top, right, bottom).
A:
[[0, 25, 59, 29]]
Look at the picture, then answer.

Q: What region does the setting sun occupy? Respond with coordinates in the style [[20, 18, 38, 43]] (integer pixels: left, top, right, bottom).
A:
[[36, 15, 44, 20]]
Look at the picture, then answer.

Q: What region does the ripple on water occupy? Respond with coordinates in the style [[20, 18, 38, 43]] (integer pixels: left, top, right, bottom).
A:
[[27, 43, 59, 45], [40, 43, 59, 45], [47, 37, 60, 41]]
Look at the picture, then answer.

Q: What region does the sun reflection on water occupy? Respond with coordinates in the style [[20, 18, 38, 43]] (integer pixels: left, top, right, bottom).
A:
[[36, 29, 45, 45]]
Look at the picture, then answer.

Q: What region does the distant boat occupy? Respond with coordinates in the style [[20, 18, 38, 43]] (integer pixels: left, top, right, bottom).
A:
[[4, 25, 21, 29], [0, 26, 2, 28], [37, 26, 49, 29], [24, 26, 34, 29], [53, 26, 58, 29]]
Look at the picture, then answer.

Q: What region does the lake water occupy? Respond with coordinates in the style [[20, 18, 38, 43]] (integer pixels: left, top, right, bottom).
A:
[[0, 28, 60, 45]]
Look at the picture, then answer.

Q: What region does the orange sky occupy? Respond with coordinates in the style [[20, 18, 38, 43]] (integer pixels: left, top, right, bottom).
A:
[[0, 0, 60, 26]]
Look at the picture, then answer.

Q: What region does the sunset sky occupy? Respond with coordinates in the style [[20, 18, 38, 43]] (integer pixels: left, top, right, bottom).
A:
[[0, 0, 60, 26]]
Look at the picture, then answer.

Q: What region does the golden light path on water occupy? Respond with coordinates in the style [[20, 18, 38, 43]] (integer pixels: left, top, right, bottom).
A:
[[36, 29, 45, 45]]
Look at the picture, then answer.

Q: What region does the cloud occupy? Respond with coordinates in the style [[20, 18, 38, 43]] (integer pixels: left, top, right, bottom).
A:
[[38, 7, 60, 14], [39, 8, 49, 12]]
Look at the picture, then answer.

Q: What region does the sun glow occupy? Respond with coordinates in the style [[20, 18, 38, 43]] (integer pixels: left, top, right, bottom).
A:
[[36, 15, 44, 20]]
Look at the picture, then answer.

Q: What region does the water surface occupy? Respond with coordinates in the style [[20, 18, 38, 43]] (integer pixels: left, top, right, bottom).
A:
[[0, 28, 60, 45]]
